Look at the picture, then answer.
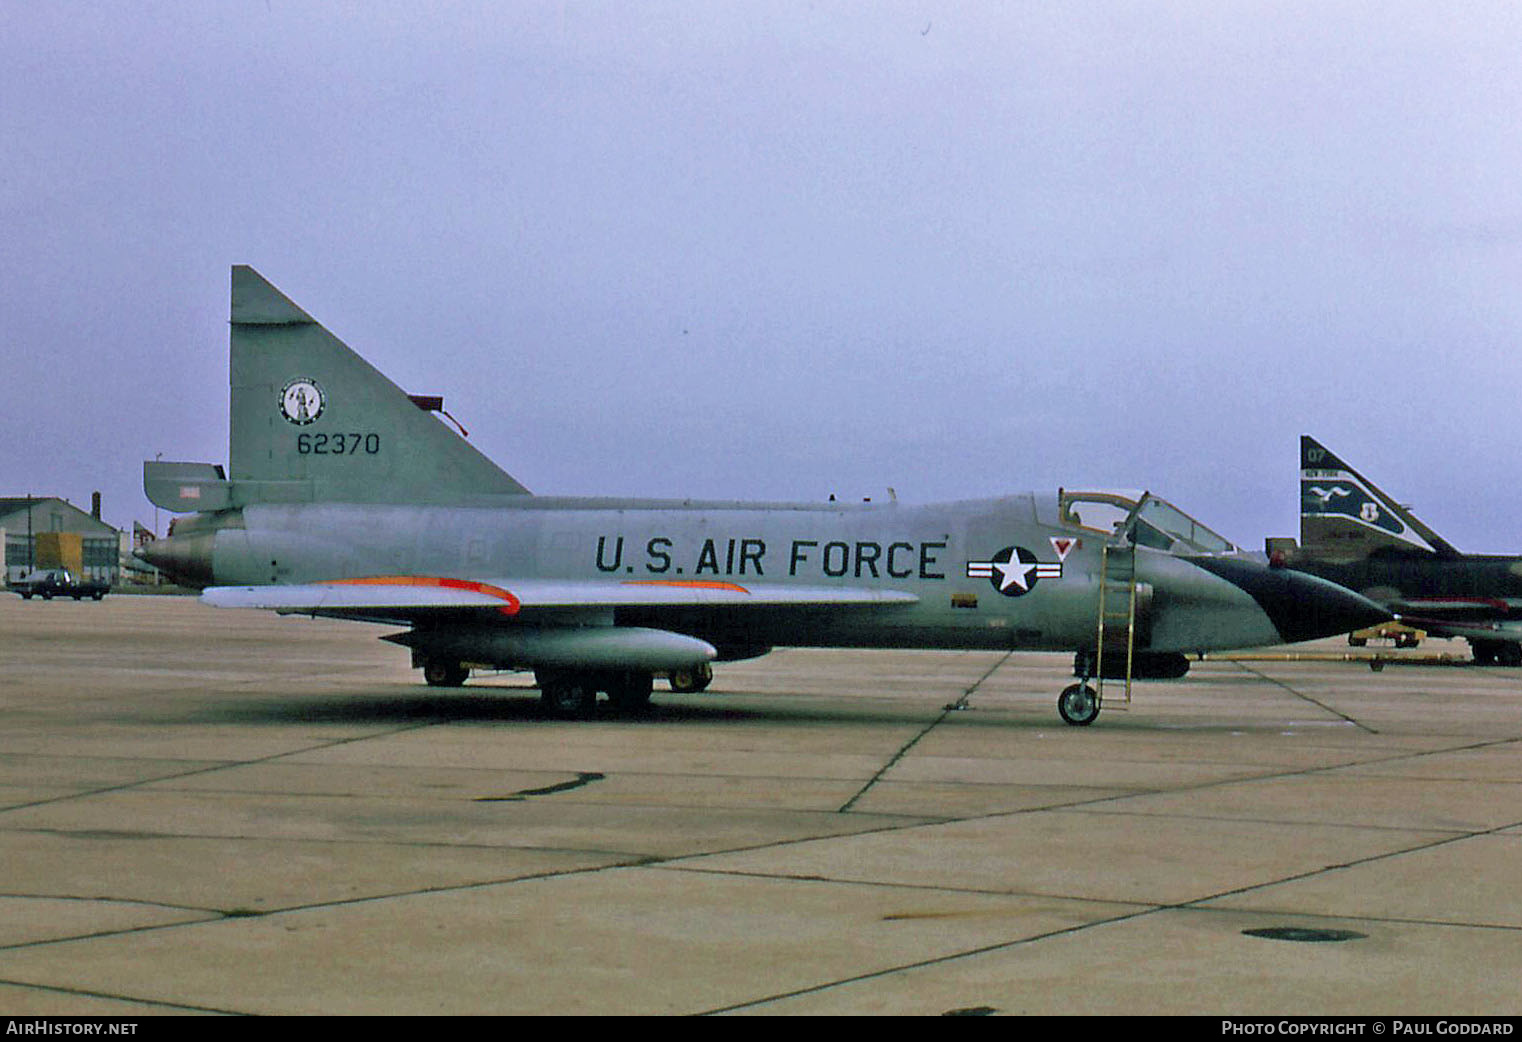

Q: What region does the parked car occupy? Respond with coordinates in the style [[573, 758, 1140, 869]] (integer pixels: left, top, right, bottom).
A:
[[9, 568, 109, 601]]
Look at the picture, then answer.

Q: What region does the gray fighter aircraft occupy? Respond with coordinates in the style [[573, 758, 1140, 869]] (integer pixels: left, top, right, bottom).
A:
[[1271, 435, 1522, 665], [139, 268, 1385, 725]]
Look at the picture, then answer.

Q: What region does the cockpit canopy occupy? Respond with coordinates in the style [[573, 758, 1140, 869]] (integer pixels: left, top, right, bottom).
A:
[[1058, 489, 1239, 555]]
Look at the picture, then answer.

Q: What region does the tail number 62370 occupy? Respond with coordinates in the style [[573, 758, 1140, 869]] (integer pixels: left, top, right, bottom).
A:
[[297, 433, 381, 455]]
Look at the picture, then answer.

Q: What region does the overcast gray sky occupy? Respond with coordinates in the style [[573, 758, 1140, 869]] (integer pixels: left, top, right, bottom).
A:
[[3, 2, 1520, 550]]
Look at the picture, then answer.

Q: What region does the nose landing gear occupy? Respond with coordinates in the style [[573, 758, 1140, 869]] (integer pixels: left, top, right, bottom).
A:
[[1058, 682, 1101, 726]]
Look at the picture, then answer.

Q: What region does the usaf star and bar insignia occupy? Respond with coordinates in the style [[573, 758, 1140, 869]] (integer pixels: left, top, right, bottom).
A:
[[966, 545, 1064, 597]]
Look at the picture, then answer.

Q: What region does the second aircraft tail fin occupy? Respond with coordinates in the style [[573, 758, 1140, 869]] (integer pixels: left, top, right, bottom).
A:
[[1300, 435, 1456, 559]]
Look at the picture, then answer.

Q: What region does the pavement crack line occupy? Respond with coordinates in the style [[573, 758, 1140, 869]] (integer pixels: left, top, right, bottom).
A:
[[0, 975, 246, 1016], [837, 652, 1015, 814], [0, 719, 454, 818], [834, 644, 1418, 817], [693, 810, 1522, 1015], [697, 903, 1162, 1015], [1226, 659, 1379, 733]]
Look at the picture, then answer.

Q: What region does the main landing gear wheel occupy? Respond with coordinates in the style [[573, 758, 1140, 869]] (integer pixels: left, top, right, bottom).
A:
[[668, 662, 713, 694], [422, 659, 469, 687], [538, 672, 598, 719], [1058, 683, 1101, 727], [605, 671, 654, 713]]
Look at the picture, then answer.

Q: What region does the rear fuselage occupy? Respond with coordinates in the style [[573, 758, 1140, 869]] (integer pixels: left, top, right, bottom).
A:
[[1289, 549, 1522, 608]]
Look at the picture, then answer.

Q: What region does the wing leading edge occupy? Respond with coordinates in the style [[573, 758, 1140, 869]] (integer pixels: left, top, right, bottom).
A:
[[202, 575, 920, 623]]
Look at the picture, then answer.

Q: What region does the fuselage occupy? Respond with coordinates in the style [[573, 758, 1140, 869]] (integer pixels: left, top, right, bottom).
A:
[[1290, 548, 1522, 609], [145, 490, 1384, 658]]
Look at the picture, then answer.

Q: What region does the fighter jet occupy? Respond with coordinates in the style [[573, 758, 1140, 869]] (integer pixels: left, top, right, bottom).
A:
[[1270, 435, 1522, 666], [139, 268, 1385, 725]]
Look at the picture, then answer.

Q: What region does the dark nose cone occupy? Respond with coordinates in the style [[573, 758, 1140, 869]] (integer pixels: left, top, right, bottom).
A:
[[1186, 556, 1390, 644]]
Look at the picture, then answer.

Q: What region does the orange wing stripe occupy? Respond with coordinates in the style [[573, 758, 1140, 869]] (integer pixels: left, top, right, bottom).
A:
[[623, 579, 751, 594], [319, 576, 751, 611], [323, 576, 521, 616]]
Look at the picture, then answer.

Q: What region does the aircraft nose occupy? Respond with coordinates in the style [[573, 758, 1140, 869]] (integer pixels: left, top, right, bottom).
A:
[[1186, 557, 1389, 644]]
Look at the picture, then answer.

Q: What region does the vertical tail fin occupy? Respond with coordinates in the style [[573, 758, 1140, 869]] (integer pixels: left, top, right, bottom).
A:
[[1300, 435, 1454, 558], [228, 267, 530, 504]]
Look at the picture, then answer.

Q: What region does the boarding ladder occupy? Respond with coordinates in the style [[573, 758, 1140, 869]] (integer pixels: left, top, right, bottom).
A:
[[1092, 531, 1141, 711]]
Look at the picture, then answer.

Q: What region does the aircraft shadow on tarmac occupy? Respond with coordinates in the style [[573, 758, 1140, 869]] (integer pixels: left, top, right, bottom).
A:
[[180, 686, 1064, 729]]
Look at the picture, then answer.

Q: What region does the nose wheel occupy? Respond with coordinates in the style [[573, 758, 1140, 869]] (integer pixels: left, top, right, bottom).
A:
[[1058, 682, 1100, 726]]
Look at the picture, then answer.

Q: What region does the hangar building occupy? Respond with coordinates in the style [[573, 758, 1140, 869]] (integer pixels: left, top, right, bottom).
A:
[[1, 496, 121, 585]]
